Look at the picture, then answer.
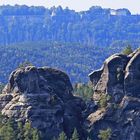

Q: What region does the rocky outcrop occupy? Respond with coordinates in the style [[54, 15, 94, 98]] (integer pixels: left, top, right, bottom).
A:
[[125, 50, 140, 97], [88, 49, 140, 140], [0, 66, 86, 140], [1, 49, 140, 140], [89, 53, 130, 103]]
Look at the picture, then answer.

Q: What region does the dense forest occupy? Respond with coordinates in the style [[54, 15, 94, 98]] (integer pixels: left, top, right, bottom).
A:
[[0, 41, 136, 83], [0, 5, 140, 83], [0, 5, 139, 47]]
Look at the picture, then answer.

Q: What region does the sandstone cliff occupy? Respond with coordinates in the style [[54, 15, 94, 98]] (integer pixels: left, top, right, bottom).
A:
[[88, 49, 140, 140], [0, 66, 86, 139], [1, 49, 140, 140]]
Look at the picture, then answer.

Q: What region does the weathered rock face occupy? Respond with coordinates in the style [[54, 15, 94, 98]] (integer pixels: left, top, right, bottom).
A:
[[125, 50, 140, 97], [89, 49, 140, 103], [89, 53, 130, 103], [88, 49, 140, 140], [87, 96, 140, 140], [0, 66, 86, 140]]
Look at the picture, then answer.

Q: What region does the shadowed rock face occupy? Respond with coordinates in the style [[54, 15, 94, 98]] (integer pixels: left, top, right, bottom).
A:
[[89, 53, 129, 103], [0, 66, 86, 140], [88, 49, 140, 140], [125, 51, 140, 97], [89, 49, 140, 102]]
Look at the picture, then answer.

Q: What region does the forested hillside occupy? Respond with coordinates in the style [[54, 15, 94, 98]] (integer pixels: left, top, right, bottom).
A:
[[0, 41, 137, 83], [0, 5, 140, 83], [0, 5, 139, 46], [0, 41, 114, 83]]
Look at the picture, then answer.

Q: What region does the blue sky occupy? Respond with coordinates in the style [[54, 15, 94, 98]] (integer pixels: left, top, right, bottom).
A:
[[0, 0, 139, 14]]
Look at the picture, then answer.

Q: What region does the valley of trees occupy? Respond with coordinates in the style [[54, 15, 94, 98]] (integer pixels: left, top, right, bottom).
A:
[[0, 41, 136, 84], [0, 5, 139, 83]]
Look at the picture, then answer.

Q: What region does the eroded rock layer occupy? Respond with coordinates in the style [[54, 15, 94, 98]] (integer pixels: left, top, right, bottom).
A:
[[0, 66, 86, 139]]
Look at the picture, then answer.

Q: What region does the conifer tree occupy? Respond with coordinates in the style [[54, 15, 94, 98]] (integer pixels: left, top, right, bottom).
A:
[[24, 122, 35, 140], [0, 120, 16, 140], [71, 128, 79, 140], [58, 131, 67, 140], [32, 129, 40, 140], [122, 45, 133, 55], [17, 121, 24, 140]]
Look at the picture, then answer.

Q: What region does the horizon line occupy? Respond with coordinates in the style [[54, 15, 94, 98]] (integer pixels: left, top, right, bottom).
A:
[[0, 4, 139, 14]]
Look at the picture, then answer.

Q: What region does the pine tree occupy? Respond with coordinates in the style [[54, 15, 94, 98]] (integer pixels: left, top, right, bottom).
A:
[[122, 45, 133, 55], [23, 122, 40, 140], [17, 122, 24, 140], [98, 128, 112, 140], [58, 131, 67, 140], [32, 129, 40, 140], [23, 122, 33, 140], [0, 120, 16, 140], [71, 128, 79, 140]]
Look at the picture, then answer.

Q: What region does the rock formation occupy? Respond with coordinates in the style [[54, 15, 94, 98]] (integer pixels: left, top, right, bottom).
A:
[[0, 66, 86, 140], [1, 49, 140, 140], [88, 49, 140, 140]]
